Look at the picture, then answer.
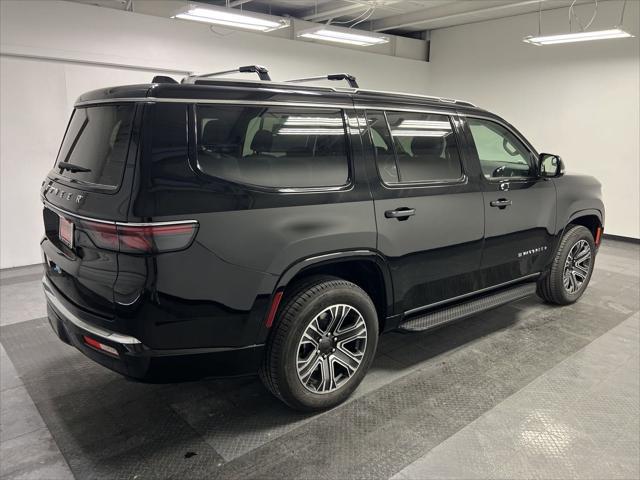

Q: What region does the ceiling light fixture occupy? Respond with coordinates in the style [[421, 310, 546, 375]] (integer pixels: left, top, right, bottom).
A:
[[277, 128, 343, 135], [524, 28, 633, 45], [524, 0, 633, 45], [297, 26, 389, 46], [173, 5, 290, 32]]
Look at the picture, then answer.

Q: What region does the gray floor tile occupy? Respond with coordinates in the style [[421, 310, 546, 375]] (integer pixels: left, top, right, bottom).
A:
[[1, 386, 47, 443], [0, 345, 22, 392], [0, 426, 73, 480], [391, 314, 640, 480], [0, 343, 72, 480], [0, 281, 46, 327]]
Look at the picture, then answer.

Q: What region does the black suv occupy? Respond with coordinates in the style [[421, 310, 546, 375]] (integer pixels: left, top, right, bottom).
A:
[[41, 66, 604, 411]]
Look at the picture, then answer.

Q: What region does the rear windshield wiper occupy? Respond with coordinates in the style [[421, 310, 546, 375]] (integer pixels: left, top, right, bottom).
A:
[[58, 162, 91, 173]]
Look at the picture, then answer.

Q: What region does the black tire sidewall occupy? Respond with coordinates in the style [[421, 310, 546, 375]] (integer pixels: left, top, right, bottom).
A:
[[277, 284, 378, 411]]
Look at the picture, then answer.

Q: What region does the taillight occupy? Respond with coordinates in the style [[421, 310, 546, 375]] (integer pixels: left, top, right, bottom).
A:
[[78, 220, 198, 254], [81, 221, 119, 251], [83, 335, 119, 357], [117, 224, 199, 253]]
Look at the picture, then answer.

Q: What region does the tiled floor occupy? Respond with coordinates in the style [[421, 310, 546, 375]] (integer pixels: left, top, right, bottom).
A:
[[0, 240, 638, 479], [393, 313, 640, 480]]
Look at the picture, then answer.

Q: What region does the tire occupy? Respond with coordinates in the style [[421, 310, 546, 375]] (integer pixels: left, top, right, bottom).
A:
[[259, 276, 379, 411], [537, 225, 596, 305]]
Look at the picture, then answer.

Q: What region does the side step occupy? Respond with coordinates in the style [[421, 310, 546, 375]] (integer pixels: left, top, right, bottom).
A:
[[398, 282, 537, 332]]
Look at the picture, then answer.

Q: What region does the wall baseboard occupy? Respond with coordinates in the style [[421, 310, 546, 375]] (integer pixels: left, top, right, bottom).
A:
[[603, 234, 640, 245]]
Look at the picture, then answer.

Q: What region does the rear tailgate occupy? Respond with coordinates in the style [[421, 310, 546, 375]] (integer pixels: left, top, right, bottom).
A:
[[41, 103, 139, 325]]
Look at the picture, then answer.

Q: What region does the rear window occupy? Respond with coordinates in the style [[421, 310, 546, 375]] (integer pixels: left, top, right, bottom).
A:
[[54, 104, 135, 188], [195, 105, 349, 189]]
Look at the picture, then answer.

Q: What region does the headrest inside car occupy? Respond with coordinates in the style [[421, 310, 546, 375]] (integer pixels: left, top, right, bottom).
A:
[[201, 121, 225, 145], [411, 135, 445, 156], [251, 129, 274, 153]]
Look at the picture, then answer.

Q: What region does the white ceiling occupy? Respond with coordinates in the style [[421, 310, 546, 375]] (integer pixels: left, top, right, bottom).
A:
[[200, 0, 603, 33], [70, 0, 605, 36]]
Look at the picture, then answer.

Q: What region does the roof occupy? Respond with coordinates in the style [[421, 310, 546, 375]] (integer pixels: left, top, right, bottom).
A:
[[75, 76, 479, 110]]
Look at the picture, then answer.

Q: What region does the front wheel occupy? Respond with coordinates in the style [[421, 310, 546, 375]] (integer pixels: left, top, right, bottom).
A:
[[538, 225, 596, 305], [259, 276, 378, 411]]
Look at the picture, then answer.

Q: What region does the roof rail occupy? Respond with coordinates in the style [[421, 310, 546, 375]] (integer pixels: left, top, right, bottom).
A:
[[286, 73, 359, 88], [352, 88, 477, 107], [182, 65, 271, 84], [152, 75, 178, 84]]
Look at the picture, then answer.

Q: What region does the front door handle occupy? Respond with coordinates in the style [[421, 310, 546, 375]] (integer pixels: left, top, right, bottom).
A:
[[490, 199, 512, 209], [385, 207, 416, 220]]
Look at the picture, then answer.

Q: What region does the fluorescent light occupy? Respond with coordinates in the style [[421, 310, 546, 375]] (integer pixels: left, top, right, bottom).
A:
[[390, 130, 449, 137], [173, 6, 289, 32], [397, 120, 452, 130], [283, 117, 344, 126], [524, 28, 633, 45], [276, 128, 343, 135], [298, 27, 389, 47]]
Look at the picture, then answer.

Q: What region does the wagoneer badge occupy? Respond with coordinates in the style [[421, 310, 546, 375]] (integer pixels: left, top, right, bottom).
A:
[[43, 185, 85, 204]]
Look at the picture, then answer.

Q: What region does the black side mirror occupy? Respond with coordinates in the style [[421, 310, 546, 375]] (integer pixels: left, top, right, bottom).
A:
[[539, 153, 565, 178]]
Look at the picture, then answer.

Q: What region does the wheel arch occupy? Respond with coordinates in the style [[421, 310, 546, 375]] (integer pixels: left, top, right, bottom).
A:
[[566, 209, 603, 239], [275, 250, 394, 332]]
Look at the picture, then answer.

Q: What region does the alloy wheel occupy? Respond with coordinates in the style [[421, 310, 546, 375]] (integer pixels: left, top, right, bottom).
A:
[[563, 239, 592, 294], [296, 304, 368, 394]]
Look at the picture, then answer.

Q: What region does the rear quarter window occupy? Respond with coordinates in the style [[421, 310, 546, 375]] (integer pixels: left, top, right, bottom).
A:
[[54, 104, 135, 188], [195, 105, 350, 189]]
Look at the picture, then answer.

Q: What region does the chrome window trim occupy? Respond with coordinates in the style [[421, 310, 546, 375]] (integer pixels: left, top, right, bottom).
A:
[[42, 199, 198, 227], [378, 175, 469, 190], [43, 276, 142, 345], [404, 272, 540, 316]]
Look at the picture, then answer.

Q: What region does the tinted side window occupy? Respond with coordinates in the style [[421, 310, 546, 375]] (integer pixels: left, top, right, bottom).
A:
[[368, 110, 463, 184], [196, 106, 349, 189], [467, 118, 534, 179], [149, 104, 190, 179], [55, 105, 135, 188], [366, 111, 398, 183]]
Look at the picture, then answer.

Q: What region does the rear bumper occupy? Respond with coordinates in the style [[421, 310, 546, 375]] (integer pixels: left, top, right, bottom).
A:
[[43, 276, 264, 380]]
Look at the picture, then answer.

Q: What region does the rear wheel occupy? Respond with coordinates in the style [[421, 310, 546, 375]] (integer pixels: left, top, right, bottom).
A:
[[260, 276, 378, 411], [538, 225, 596, 305]]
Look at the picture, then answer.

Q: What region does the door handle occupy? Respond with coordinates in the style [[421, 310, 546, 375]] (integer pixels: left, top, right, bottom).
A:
[[490, 199, 512, 209], [385, 208, 416, 220]]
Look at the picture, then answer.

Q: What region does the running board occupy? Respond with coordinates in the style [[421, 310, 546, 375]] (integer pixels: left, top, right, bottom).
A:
[[398, 282, 537, 333]]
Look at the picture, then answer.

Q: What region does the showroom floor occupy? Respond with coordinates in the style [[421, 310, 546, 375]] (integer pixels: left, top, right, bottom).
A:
[[1, 240, 638, 480]]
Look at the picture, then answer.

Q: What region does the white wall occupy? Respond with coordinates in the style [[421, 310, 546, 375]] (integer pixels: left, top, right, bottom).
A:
[[428, 0, 640, 239], [3, 1, 637, 270], [0, 0, 431, 269]]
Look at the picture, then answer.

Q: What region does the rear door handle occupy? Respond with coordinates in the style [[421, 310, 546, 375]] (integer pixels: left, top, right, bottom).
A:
[[490, 199, 512, 209], [385, 208, 416, 220]]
